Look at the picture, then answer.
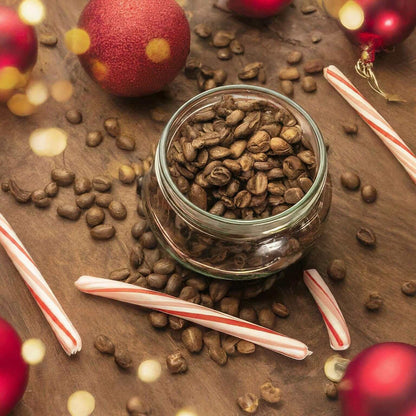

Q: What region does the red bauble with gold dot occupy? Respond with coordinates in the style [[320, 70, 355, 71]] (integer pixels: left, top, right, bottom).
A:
[[77, 0, 190, 97], [227, 0, 292, 18]]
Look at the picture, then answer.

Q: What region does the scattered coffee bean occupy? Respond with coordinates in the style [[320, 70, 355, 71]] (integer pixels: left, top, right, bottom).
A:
[[301, 2, 317, 13], [238, 62, 263, 80], [258, 308, 275, 329], [186, 276, 208, 291], [222, 335, 239, 355], [130, 244, 144, 268], [114, 347, 133, 369], [165, 273, 183, 296], [208, 345, 227, 366], [140, 231, 157, 249], [86, 206, 105, 227], [44, 181, 59, 197], [287, 50, 303, 64], [86, 131, 103, 147], [182, 326, 203, 353], [76, 192, 95, 209], [185, 57, 202, 79], [96, 193, 113, 208], [65, 109, 82, 124], [340, 171, 360, 190], [324, 382, 338, 400], [301, 76, 317, 92], [132, 161, 144, 177], [148, 311, 168, 328], [219, 297, 239, 316], [258, 68, 267, 84], [401, 280, 416, 296], [203, 331, 221, 349], [271, 302, 289, 318], [365, 291, 383, 311], [92, 175, 112, 192], [104, 118, 120, 137], [230, 39, 244, 54], [260, 381, 281, 403], [146, 273, 168, 289], [209, 280, 230, 302], [109, 268, 130, 281], [327, 259, 346, 281], [279, 67, 300, 80], [169, 316, 187, 330], [304, 59, 324, 74], [194, 23, 212, 38], [1, 180, 10, 192], [51, 168, 75, 186], [237, 340, 255, 354], [237, 393, 259, 414], [108, 201, 127, 220], [118, 165, 136, 184], [39, 33, 57, 46], [179, 286, 201, 304], [131, 219, 148, 239], [94, 334, 115, 354], [342, 122, 358, 135], [356, 226, 376, 247], [126, 396, 149, 415], [166, 351, 188, 374], [73, 177, 92, 195], [57, 204, 81, 221], [90, 224, 116, 240], [217, 47, 232, 60], [281, 80, 294, 97], [361, 185, 377, 203], [212, 30, 235, 47], [311, 32, 322, 43], [200, 293, 214, 308], [116, 135, 136, 151], [239, 307, 257, 323], [31, 190, 51, 208], [153, 258, 176, 275]]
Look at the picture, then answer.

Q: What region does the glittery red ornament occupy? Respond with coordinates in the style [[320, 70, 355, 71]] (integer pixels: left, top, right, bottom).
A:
[[340, 343, 416, 416], [0, 6, 38, 73], [227, 0, 292, 18]]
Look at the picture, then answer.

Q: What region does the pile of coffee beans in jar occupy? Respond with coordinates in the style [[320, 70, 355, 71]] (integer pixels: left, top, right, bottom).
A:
[[167, 95, 316, 219]]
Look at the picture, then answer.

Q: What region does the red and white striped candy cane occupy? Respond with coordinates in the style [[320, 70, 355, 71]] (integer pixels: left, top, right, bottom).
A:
[[0, 213, 82, 355], [303, 269, 350, 351], [75, 275, 312, 360], [324, 65, 416, 184]]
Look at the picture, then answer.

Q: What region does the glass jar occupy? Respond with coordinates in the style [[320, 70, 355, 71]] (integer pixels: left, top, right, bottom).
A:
[[142, 85, 331, 280]]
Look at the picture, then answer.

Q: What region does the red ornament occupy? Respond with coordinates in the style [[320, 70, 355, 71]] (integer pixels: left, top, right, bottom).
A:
[[227, 0, 292, 18], [340, 343, 416, 416], [0, 6, 38, 73], [77, 0, 190, 97], [0, 317, 29, 416]]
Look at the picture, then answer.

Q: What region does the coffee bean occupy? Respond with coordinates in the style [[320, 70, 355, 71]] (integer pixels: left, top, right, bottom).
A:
[[247, 131, 270, 153], [148, 311, 168, 328], [284, 187, 304, 204], [311, 32, 322, 43], [356, 226, 376, 247], [199, 294, 213, 308], [185, 57, 202, 79], [258, 68, 267, 84], [237, 340, 255, 354], [281, 126, 302, 144], [108, 201, 127, 220], [301, 76, 317, 92], [260, 381, 281, 403], [361, 185, 377, 203], [342, 122, 358, 135], [267, 168, 285, 180], [279, 67, 300, 80], [116, 135, 136, 151], [226, 110, 245, 127], [188, 183, 208, 210], [51, 168, 75, 186], [327, 259, 346, 281], [90, 224, 115, 240], [304, 59, 324, 74], [209, 281, 230, 302], [131, 219, 148, 239], [239, 307, 257, 323], [109, 268, 130, 281], [341, 171, 360, 190], [119, 165, 136, 184], [146, 273, 168, 289], [65, 109, 82, 124], [208, 344, 228, 366], [270, 137, 293, 155], [57, 204, 81, 221], [258, 308, 275, 329], [166, 351, 188, 374], [219, 297, 239, 316], [209, 146, 232, 159], [126, 396, 149, 415], [76, 192, 95, 209], [92, 175, 112, 192], [94, 334, 115, 355], [230, 39, 244, 54], [203, 331, 220, 349], [217, 47, 232, 60], [203, 78, 217, 91], [96, 193, 112, 208], [212, 30, 235, 47], [1, 179, 9, 192], [182, 326, 203, 353], [73, 177, 92, 195], [401, 280, 416, 296], [301, 2, 317, 13], [130, 244, 144, 268], [281, 80, 294, 97], [287, 50, 303, 64], [104, 118, 120, 137], [222, 335, 239, 355], [39, 33, 58, 46], [247, 172, 268, 195], [283, 156, 305, 179], [86, 131, 103, 147], [179, 286, 201, 304], [85, 206, 105, 227], [271, 302, 289, 318], [31, 190, 51, 208], [237, 393, 259, 414], [131, 161, 144, 177], [169, 316, 187, 330], [213, 69, 227, 85], [114, 347, 133, 368], [140, 231, 157, 249], [153, 258, 176, 275], [298, 176, 313, 193], [365, 291, 383, 311], [165, 273, 183, 296], [194, 23, 212, 38], [325, 382, 338, 400]]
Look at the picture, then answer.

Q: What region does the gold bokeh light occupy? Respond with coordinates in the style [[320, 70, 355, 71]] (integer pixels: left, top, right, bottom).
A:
[[26, 81, 49, 105], [339, 0, 364, 30], [21, 338, 46, 365], [18, 0, 45, 25], [137, 359, 162, 383], [51, 80, 73, 102], [7, 93, 36, 116], [29, 128, 68, 157], [0, 67, 21, 91], [67, 391, 95, 416], [64, 28, 91, 55]]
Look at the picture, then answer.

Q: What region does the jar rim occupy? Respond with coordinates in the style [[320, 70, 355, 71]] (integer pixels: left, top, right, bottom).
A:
[[158, 84, 327, 229]]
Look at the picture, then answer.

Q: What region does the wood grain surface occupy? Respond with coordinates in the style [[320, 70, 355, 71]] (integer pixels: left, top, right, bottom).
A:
[[1, 0, 415, 415]]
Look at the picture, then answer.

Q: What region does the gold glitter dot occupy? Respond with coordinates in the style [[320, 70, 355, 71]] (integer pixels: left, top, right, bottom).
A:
[[137, 359, 162, 383], [65, 28, 91, 55], [18, 0, 45, 25], [67, 391, 95, 416], [26, 81, 48, 105], [7, 93, 36, 116], [145, 38, 171, 63], [29, 128, 68, 157], [22, 338, 46, 365], [50, 80, 73, 102]]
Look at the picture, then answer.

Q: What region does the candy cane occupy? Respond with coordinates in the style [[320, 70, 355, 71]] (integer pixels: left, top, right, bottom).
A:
[[324, 65, 416, 184], [0, 213, 81, 355], [303, 269, 350, 351], [75, 275, 312, 360]]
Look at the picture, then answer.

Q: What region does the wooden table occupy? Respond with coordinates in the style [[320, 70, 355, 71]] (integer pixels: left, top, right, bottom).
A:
[[1, 0, 415, 415]]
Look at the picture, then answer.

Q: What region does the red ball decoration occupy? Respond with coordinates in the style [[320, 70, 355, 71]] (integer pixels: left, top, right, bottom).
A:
[[0, 6, 38, 73], [227, 0, 292, 18], [0, 317, 29, 416], [340, 343, 416, 416], [77, 0, 190, 97]]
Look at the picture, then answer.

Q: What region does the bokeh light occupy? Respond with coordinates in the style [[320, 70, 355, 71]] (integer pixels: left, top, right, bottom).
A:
[[21, 338, 46, 365], [51, 80, 73, 102], [64, 28, 91, 55], [0, 67, 21, 91], [67, 391, 95, 416], [18, 0, 45, 25], [26, 80, 48, 105], [339, 1, 364, 30], [91, 59, 107, 82], [137, 359, 162, 383], [7, 93, 36, 116], [176, 409, 198, 416], [29, 128, 68, 157]]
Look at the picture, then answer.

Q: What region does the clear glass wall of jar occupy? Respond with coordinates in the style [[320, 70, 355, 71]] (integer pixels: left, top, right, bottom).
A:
[[142, 85, 332, 280]]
